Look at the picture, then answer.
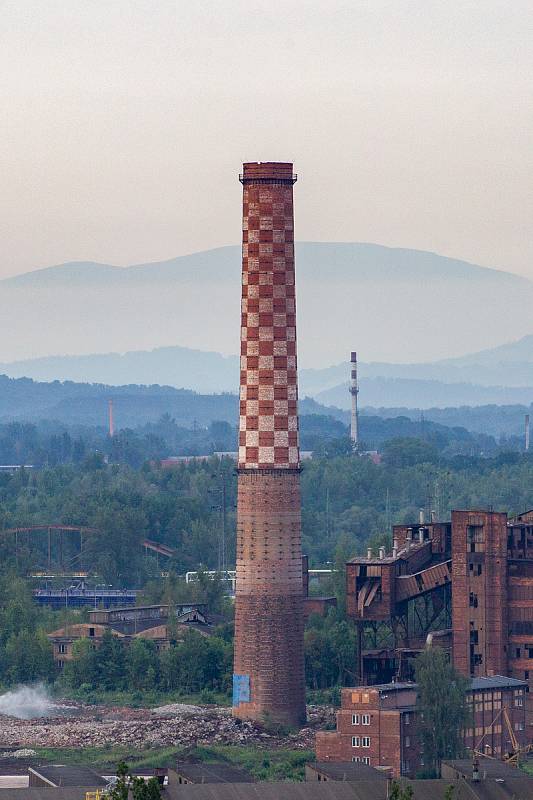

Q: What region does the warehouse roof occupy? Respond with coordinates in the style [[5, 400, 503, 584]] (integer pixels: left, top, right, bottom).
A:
[[470, 675, 527, 690], [28, 766, 106, 787], [173, 764, 254, 783], [307, 762, 388, 781], [0, 789, 104, 800], [166, 783, 383, 800]]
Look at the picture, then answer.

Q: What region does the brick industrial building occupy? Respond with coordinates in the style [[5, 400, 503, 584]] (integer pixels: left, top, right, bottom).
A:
[[346, 509, 533, 690], [317, 508, 533, 773], [232, 162, 306, 726], [316, 676, 527, 777]]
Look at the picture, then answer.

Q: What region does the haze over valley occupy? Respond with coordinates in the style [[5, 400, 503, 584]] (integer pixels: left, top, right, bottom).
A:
[[2, 242, 532, 366]]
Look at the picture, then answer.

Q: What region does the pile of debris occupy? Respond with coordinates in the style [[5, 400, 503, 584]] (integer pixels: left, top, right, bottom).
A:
[[0, 703, 334, 751]]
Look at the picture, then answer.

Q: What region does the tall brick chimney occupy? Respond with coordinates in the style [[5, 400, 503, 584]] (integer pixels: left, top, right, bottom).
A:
[[232, 162, 306, 727]]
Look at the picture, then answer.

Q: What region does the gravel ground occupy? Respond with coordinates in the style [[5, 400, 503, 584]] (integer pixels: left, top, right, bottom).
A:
[[0, 702, 334, 751]]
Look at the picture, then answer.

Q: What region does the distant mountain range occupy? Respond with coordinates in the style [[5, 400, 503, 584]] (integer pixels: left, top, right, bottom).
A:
[[0, 347, 239, 395], [2, 335, 533, 411], [0, 374, 342, 429], [0, 371, 531, 440], [2, 242, 533, 364]]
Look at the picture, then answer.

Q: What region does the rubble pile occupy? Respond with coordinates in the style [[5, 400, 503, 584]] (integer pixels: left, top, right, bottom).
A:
[[0, 703, 334, 751], [0, 749, 37, 759]]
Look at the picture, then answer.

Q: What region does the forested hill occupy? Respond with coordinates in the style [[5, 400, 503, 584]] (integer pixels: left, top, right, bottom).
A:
[[0, 373, 348, 428], [0, 374, 233, 427]]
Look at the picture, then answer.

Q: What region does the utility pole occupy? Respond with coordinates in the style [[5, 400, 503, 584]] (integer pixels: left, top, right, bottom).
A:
[[108, 399, 114, 437], [221, 478, 227, 574]]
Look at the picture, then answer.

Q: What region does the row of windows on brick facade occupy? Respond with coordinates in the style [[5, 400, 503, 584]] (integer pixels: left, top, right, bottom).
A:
[[351, 736, 371, 748], [351, 757, 370, 765], [351, 714, 370, 725]]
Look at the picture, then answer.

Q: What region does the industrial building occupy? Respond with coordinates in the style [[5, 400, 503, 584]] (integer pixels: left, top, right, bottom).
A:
[[316, 508, 533, 775], [346, 509, 533, 691], [232, 161, 306, 726], [2, 761, 532, 800], [316, 676, 528, 777], [47, 603, 211, 667]]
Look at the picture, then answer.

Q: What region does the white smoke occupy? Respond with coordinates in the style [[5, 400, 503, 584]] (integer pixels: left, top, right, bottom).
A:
[[0, 684, 57, 720]]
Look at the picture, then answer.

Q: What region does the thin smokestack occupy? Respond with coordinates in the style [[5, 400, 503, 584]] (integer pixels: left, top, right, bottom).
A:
[[108, 399, 114, 438], [526, 414, 530, 452], [349, 351, 359, 448]]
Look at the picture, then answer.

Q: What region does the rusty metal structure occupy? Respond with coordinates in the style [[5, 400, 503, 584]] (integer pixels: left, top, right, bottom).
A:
[[232, 162, 306, 726], [347, 509, 533, 694]]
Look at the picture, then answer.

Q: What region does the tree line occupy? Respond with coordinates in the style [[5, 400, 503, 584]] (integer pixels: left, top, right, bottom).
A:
[[3, 443, 533, 580]]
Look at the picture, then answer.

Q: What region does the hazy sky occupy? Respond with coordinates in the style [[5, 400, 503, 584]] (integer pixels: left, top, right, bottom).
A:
[[2, 0, 532, 280]]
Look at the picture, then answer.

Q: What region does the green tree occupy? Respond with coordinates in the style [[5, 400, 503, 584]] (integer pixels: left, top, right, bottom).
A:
[[126, 639, 159, 690], [65, 638, 99, 688], [382, 437, 439, 467], [415, 648, 469, 776], [97, 629, 126, 691], [389, 782, 414, 800], [107, 762, 128, 800]]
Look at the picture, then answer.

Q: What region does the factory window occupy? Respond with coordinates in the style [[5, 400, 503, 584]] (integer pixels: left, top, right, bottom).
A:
[[467, 525, 484, 552], [352, 757, 358, 763], [89, 627, 95, 637], [361, 758, 370, 765], [57, 659, 64, 668], [515, 696, 524, 707], [404, 713, 410, 725], [473, 654, 483, 666], [58, 644, 66, 654], [405, 736, 411, 748], [362, 714, 370, 725], [352, 714, 360, 725], [528, 647, 533, 658], [516, 648, 521, 659], [352, 737, 360, 748], [362, 737, 370, 748], [469, 592, 478, 608]]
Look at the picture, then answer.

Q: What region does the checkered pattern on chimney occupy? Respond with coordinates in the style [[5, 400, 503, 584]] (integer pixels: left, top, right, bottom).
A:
[[238, 162, 299, 469]]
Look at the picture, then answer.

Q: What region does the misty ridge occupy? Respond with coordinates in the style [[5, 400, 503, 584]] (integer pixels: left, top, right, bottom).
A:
[[2, 242, 533, 367], [2, 335, 533, 412]]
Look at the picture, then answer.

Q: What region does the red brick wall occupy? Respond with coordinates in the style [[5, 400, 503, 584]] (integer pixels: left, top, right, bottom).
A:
[[316, 689, 407, 777], [451, 511, 508, 677], [233, 163, 305, 728]]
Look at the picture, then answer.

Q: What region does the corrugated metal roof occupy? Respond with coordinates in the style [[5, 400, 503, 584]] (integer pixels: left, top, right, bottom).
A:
[[309, 762, 387, 781], [173, 764, 253, 783], [0, 788, 105, 800], [470, 675, 527, 690], [166, 782, 377, 800], [29, 766, 106, 787]]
